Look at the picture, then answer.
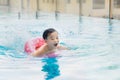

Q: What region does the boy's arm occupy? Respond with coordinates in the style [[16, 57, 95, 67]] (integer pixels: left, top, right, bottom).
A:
[[31, 46, 46, 57], [58, 45, 69, 50]]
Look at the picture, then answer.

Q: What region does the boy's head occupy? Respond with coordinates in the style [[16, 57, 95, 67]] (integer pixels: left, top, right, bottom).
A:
[[43, 28, 59, 47]]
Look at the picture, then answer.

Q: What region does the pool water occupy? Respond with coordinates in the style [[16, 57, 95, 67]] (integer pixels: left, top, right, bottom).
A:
[[0, 16, 120, 80]]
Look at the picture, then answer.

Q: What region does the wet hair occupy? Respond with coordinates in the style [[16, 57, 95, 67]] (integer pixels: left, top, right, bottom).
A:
[[43, 28, 57, 40]]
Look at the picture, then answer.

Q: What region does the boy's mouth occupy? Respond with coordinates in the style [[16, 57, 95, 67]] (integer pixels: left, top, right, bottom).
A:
[[54, 43, 58, 46]]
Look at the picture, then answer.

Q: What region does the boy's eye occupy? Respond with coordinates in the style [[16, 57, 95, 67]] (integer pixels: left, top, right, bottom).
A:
[[50, 37, 54, 40], [50, 36, 58, 40]]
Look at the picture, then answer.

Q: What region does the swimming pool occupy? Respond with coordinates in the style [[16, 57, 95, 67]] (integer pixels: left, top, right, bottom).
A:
[[0, 15, 120, 80]]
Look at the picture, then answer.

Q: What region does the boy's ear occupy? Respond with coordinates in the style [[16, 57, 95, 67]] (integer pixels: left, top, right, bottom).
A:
[[44, 39, 47, 42]]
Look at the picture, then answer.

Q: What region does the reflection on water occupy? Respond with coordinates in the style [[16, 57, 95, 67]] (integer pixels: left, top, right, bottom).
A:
[[108, 19, 113, 34], [41, 58, 60, 80]]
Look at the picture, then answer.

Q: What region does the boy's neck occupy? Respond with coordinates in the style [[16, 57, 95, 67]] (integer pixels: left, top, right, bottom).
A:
[[47, 45, 56, 51]]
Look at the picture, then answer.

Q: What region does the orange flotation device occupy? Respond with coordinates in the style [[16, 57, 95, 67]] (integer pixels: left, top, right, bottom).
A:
[[24, 37, 45, 54]]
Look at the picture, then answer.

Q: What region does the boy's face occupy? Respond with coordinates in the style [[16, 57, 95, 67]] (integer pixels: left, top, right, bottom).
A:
[[45, 31, 59, 48]]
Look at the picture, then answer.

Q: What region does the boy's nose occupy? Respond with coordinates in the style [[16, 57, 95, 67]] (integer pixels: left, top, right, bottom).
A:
[[55, 39, 59, 42]]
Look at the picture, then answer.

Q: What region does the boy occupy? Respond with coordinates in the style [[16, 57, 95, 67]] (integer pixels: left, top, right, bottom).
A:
[[32, 28, 67, 57]]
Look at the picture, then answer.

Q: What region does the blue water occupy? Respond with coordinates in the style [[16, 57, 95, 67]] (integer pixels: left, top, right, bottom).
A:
[[0, 16, 120, 80]]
